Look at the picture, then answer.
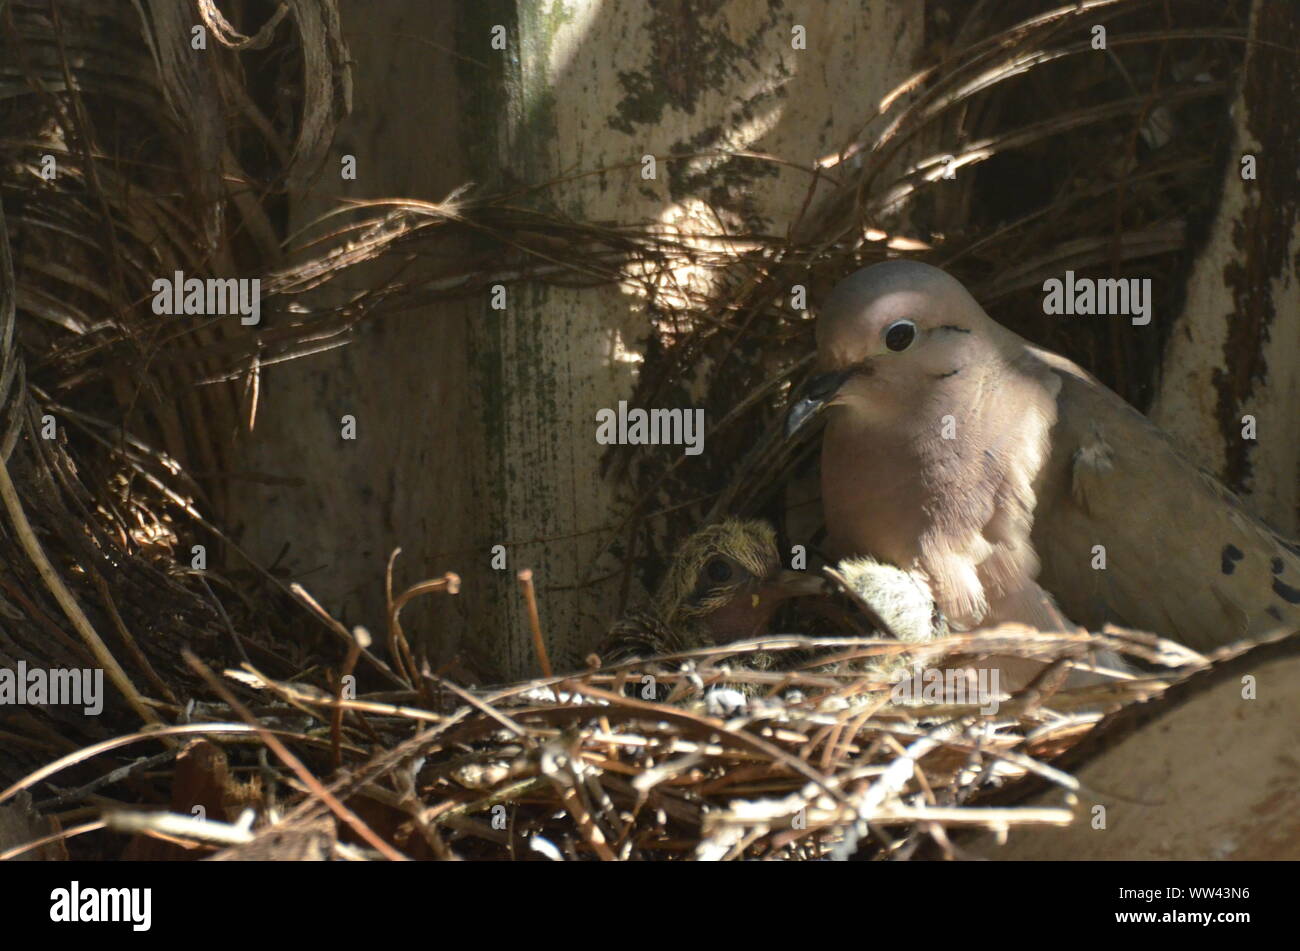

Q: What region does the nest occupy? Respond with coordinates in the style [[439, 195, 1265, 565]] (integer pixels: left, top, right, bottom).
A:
[[0, 0, 1264, 859], [6, 622, 1206, 861]]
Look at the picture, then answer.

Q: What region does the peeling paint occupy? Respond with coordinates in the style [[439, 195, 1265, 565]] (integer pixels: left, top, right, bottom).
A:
[[1215, 2, 1300, 491]]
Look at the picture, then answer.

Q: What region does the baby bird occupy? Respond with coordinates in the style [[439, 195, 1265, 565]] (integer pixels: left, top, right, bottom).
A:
[[831, 555, 1123, 696], [828, 556, 948, 644], [598, 519, 824, 664], [807, 556, 952, 687]]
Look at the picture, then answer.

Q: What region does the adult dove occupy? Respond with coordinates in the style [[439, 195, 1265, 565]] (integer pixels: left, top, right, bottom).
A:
[[786, 260, 1300, 651]]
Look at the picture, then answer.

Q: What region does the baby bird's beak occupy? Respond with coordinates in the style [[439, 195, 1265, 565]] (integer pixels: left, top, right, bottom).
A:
[[703, 568, 827, 645], [754, 569, 828, 608]]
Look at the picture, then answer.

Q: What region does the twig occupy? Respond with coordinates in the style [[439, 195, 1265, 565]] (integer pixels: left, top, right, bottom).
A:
[[290, 583, 407, 688], [183, 651, 408, 862], [332, 626, 370, 771], [387, 564, 461, 697], [517, 569, 552, 678], [0, 820, 105, 862], [0, 449, 170, 740]]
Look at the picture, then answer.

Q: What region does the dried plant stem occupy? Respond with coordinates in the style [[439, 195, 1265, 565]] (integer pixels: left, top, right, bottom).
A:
[[332, 625, 370, 771], [0, 819, 104, 862], [517, 569, 552, 678], [0, 454, 170, 741], [183, 651, 407, 862], [387, 567, 461, 691], [92, 573, 179, 705]]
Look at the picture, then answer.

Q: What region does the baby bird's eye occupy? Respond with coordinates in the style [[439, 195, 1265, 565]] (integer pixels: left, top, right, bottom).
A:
[[884, 319, 917, 352], [704, 558, 734, 584]]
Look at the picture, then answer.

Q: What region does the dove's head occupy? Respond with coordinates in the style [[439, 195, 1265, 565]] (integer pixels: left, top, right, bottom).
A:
[[656, 518, 824, 645], [786, 260, 1000, 435]]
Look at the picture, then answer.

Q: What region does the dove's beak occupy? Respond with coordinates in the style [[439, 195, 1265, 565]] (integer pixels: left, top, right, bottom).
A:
[[784, 370, 849, 438]]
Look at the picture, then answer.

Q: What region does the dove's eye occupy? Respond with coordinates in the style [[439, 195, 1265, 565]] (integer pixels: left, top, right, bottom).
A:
[[884, 319, 917, 352], [704, 558, 734, 584]]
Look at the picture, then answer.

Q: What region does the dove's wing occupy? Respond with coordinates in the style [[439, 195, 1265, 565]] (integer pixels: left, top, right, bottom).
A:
[[1029, 346, 1300, 651]]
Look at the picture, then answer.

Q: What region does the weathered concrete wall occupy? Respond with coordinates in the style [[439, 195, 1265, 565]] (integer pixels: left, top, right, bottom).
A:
[[1151, 0, 1300, 534], [230, 0, 483, 657], [234, 0, 923, 679], [972, 637, 1300, 860], [459, 0, 924, 678]]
